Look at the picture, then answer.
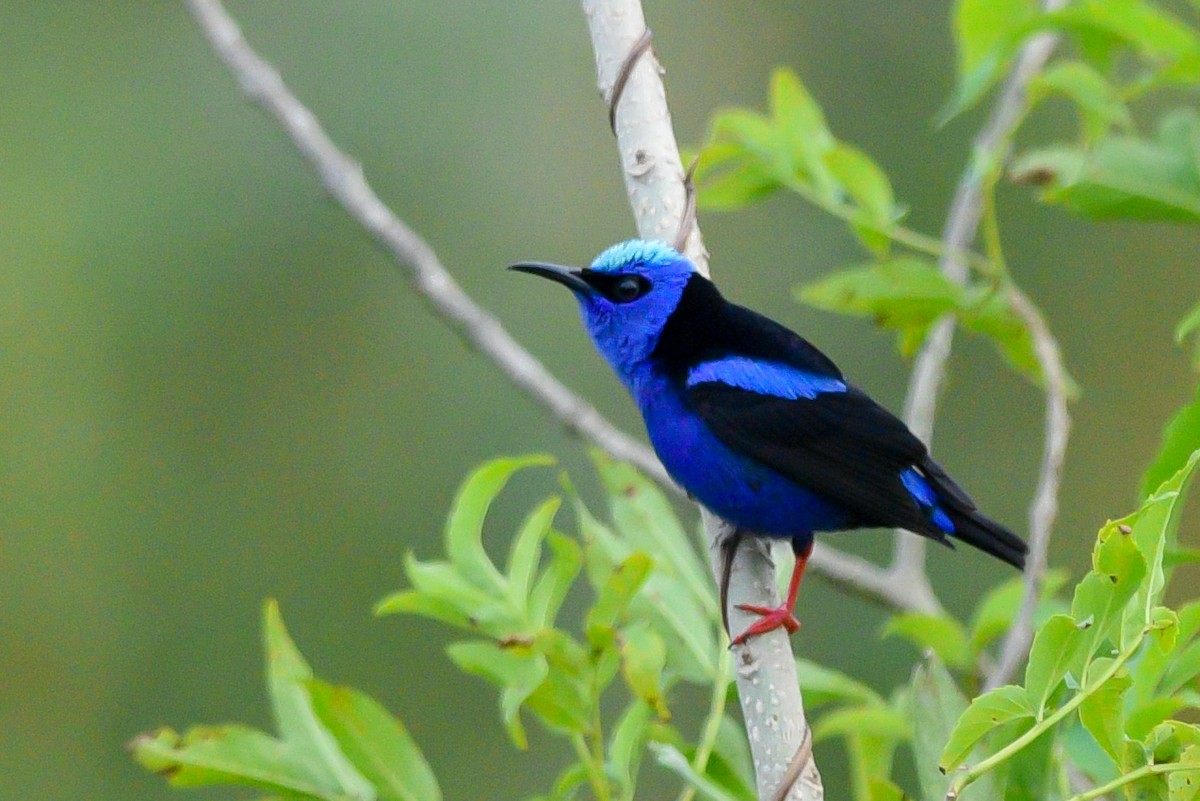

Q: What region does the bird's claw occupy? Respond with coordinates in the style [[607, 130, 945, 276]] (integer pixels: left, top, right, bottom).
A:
[[730, 603, 801, 645]]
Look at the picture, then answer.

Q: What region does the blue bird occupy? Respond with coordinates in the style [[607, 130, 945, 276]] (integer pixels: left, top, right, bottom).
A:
[[511, 239, 1026, 644]]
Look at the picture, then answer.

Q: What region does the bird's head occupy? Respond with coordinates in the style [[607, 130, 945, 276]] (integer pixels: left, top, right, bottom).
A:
[[510, 239, 696, 382]]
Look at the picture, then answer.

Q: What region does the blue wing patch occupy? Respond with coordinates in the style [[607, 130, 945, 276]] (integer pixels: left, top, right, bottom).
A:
[[901, 467, 956, 534], [686, 356, 846, 400]]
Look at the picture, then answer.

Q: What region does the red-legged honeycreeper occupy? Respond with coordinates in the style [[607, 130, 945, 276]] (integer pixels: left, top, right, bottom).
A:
[[511, 240, 1026, 644]]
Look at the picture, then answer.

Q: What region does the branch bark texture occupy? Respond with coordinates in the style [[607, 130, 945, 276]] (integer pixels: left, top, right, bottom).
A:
[[581, 3, 820, 798]]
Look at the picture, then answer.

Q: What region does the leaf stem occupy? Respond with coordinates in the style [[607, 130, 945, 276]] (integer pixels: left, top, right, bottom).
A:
[[1063, 761, 1200, 801], [573, 731, 613, 801], [779, 177, 1000, 276], [674, 651, 733, 801], [948, 629, 1146, 798]]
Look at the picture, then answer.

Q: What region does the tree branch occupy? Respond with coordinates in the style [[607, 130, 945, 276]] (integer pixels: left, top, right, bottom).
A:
[[581, 3, 820, 798], [887, 0, 1071, 687], [183, 0, 931, 624]]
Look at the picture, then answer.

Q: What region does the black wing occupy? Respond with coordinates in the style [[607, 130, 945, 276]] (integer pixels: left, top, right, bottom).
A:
[[689, 379, 950, 539]]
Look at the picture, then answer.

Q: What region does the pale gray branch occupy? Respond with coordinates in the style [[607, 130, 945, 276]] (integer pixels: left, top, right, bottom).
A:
[[985, 287, 1070, 689], [582, 3, 821, 799], [897, 3, 1072, 669]]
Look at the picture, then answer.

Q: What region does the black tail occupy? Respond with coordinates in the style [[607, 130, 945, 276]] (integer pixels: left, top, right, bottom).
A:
[[921, 456, 1028, 570]]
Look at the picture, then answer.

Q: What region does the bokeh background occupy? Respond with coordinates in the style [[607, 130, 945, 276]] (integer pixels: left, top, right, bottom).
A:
[[2, 2, 1197, 799]]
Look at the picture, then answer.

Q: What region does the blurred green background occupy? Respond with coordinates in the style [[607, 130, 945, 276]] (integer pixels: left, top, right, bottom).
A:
[[2, 2, 1197, 799]]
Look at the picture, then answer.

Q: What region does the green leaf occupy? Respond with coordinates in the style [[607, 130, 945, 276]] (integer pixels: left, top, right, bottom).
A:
[[528, 531, 582, 628], [1046, 0, 1200, 62], [769, 67, 838, 199], [694, 140, 782, 211], [1161, 639, 1200, 697], [372, 590, 471, 628], [1024, 614, 1088, 718], [1071, 523, 1147, 655], [1152, 606, 1181, 653], [446, 640, 548, 748], [797, 258, 965, 355], [913, 658, 996, 800], [444, 455, 554, 599], [651, 743, 747, 801], [620, 621, 669, 718], [795, 658, 883, 708], [263, 600, 375, 800], [586, 551, 654, 646], [1170, 744, 1200, 801], [1079, 657, 1132, 762], [813, 704, 911, 743], [131, 725, 339, 798], [882, 612, 972, 670], [1143, 384, 1200, 497], [822, 143, 894, 218], [944, 0, 1038, 119], [1012, 111, 1200, 222], [589, 453, 719, 680], [507, 496, 561, 605], [968, 569, 1070, 654], [1177, 301, 1200, 366], [307, 680, 442, 801], [1030, 60, 1132, 142], [1126, 450, 1200, 641], [939, 685, 1034, 773], [607, 700, 652, 797]]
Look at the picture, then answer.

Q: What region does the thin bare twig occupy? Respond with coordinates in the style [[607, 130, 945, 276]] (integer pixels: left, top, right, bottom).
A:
[[986, 287, 1071, 689], [895, 5, 1071, 662]]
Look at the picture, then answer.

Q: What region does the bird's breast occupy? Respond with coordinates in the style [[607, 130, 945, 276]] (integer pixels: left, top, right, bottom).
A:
[[633, 372, 850, 537]]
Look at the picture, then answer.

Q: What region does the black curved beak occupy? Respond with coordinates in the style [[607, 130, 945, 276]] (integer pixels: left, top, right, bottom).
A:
[[508, 261, 594, 296]]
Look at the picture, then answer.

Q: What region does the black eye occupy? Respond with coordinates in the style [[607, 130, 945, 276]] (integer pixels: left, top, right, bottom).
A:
[[611, 275, 649, 303]]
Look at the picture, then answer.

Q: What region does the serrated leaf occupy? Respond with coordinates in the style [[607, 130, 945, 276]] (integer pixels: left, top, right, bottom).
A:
[[1024, 614, 1089, 718], [263, 601, 375, 800], [882, 612, 972, 669], [1079, 657, 1132, 762], [307, 680, 441, 801], [1125, 450, 1200, 643], [1071, 524, 1147, 655], [444, 455, 554, 599], [131, 725, 338, 798], [939, 685, 1033, 773]]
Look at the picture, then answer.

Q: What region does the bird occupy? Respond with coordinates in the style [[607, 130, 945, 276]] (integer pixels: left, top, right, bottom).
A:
[[511, 239, 1026, 645]]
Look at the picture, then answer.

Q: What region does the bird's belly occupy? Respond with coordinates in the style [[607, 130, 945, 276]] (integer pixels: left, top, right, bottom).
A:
[[642, 395, 849, 537]]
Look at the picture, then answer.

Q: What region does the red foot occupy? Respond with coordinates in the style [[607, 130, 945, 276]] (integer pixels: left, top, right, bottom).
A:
[[730, 603, 801, 645]]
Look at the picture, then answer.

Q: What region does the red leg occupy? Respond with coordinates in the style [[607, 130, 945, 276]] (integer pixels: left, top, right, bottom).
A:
[[730, 539, 813, 646]]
